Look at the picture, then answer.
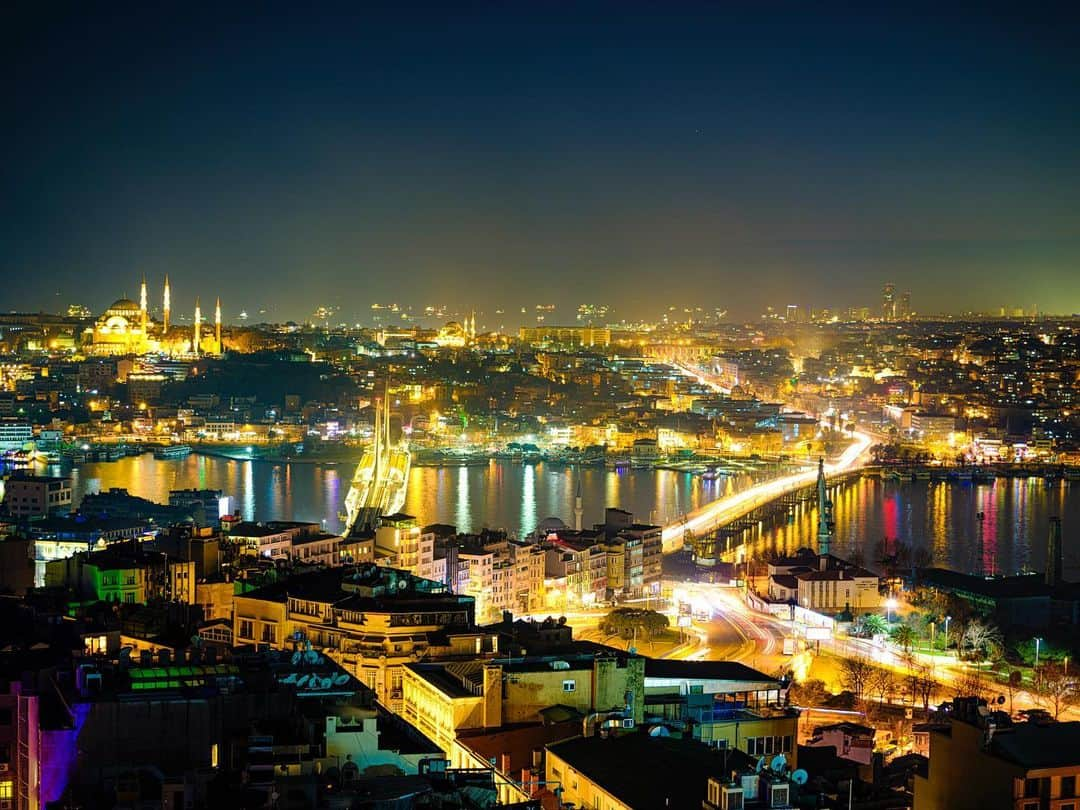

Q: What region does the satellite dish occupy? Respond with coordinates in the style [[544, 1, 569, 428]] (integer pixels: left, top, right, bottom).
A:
[[792, 769, 809, 786], [770, 754, 787, 773], [755, 756, 767, 773], [648, 725, 670, 737]]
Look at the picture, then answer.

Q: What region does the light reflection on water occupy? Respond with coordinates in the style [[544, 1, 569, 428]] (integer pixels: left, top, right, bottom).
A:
[[744, 478, 1080, 578], [63, 456, 1080, 565], [66, 454, 762, 536]]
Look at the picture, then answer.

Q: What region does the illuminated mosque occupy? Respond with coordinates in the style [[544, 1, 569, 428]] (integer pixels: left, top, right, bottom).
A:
[[86, 277, 225, 357]]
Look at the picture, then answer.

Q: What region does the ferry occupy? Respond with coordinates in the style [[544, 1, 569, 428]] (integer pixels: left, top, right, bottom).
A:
[[154, 444, 192, 459]]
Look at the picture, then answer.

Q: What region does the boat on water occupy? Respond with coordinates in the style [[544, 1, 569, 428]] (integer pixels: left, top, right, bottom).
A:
[[342, 393, 410, 536], [154, 444, 192, 459]]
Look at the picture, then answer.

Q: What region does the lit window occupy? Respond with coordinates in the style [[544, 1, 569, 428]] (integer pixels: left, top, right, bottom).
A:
[[0, 782, 12, 799], [562, 680, 576, 693]]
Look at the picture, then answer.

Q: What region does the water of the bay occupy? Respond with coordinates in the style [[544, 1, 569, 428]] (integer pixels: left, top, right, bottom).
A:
[[61, 455, 1080, 577], [747, 477, 1080, 579], [63, 454, 764, 537]]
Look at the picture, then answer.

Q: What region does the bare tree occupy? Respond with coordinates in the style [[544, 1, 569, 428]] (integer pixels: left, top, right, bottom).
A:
[[907, 664, 938, 714], [952, 667, 991, 702], [839, 657, 875, 701], [1005, 670, 1022, 717], [960, 620, 1003, 662], [1033, 664, 1080, 720], [868, 667, 896, 705]]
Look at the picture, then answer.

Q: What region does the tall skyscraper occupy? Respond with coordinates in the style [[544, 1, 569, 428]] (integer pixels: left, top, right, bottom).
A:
[[882, 282, 896, 321], [215, 297, 222, 353], [898, 290, 912, 320]]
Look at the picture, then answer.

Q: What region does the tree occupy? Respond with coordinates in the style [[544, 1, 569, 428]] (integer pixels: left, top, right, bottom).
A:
[[868, 667, 896, 705], [960, 620, 1003, 662], [908, 665, 938, 714], [789, 678, 829, 708], [854, 613, 888, 638], [952, 667, 991, 702], [1005, 670, 1023, 717], [1033, 664, 1080, 720], [598, 608, 669, 650], [839, 657, 875, 701], [890, 624, 917, 653]]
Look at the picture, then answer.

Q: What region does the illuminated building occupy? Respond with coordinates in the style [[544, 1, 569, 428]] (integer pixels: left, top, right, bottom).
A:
[[87, 297, 152, 356], [0, 420, 33, 452], [914, 697, 1080, 810], [434, 321, 468, 348], [231, 564, 491, 712], [544, 660, 796, 810], [1, 474, 72, 519], [83, 278, 226, 357], [882, 281, 896, 321], [518, 325, 611, 348]]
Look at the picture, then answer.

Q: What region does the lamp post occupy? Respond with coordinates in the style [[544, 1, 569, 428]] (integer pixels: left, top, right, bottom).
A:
[[1034, 637, 1043, 670], [944, 616, 952, 650]]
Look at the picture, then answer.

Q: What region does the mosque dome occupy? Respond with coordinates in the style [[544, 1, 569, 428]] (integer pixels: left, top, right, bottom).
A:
[[107, 298, 141, 313]]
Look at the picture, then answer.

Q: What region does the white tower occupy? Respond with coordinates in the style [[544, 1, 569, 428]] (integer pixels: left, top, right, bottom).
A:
[[193, 298, 202, 357], [163, 275, 171, 333], [215, 297, 222, 354]]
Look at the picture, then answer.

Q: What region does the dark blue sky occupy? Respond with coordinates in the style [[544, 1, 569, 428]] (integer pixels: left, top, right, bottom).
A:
[[4, 3, 1080, 323]]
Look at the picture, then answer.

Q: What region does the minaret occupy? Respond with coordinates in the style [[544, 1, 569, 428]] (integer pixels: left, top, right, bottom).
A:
[[816, 457, 833, 556], [215, 297, 222, 354], [193, 298, 202, 356], [574, 474, 583, 531], [139, 277, 148, 332], [162, 275, 171, 333]]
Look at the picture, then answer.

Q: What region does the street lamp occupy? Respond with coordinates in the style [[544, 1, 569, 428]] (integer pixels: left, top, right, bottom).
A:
[[944, 616, 952, 650], [1035, 637, 1043, 670]]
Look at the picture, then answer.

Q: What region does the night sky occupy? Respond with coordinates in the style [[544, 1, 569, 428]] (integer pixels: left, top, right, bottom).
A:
[[4, 3, 1080, 323]]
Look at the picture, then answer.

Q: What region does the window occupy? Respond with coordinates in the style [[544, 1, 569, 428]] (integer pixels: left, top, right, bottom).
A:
[[1064, 776, 1077, 798], [0, 782, 11, 799], [562, 679, 576, 693], [239, 620, 254, 640], [261, 624, 276, 644], [1024, 779, 1040, 798]]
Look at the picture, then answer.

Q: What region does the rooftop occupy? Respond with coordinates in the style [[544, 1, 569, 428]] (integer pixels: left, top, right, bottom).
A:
[[991, 722, 1080, 769], [547, 732, 756, 810]]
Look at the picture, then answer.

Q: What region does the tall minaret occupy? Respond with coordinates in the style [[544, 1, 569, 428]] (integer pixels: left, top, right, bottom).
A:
[[162, 275, 171, 333], [574, 474, 583, 531], [816, 457, 833, 556], [215, 297, 222, 354], [139, 277, 148, 332], [193, 298, 202, 356]]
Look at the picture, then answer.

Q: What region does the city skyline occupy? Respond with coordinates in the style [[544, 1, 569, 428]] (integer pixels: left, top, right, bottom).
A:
[[4, 4, 1080, 320]]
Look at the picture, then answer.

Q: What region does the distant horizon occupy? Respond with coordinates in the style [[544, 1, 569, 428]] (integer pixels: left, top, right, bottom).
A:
[[5, 5, 1080, 320]]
